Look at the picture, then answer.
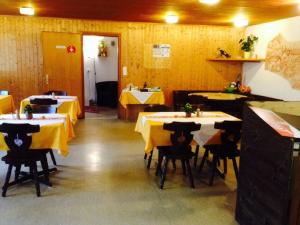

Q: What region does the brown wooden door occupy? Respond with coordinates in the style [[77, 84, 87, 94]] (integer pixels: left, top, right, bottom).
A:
[[42, 32, 83, 117]]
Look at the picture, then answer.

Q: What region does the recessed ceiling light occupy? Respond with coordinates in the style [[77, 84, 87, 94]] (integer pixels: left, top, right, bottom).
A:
[[233, 15, 249, 27], [165, 14, 179, 24], [199, 0, 220, 5], [19, 7, 34, 16]]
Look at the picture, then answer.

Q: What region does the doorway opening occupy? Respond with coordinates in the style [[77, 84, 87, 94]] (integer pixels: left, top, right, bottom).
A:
[[83, 34, 119, 119]]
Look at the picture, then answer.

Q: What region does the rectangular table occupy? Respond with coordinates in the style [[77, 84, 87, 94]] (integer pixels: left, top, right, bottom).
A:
[[135, 111, 240, 154], [0, 95, 15, 114], [0, 113, 75, 156], [20, 95, 81, 124]]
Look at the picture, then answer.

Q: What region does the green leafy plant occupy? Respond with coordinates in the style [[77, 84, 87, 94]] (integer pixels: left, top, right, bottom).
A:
[[24, 104, 33, 114], [183, 103, 194, 114], [239, 35, 258, 52]]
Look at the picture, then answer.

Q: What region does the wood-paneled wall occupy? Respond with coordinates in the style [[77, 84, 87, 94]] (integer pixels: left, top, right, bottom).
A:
[[0, 15, 244, 108]]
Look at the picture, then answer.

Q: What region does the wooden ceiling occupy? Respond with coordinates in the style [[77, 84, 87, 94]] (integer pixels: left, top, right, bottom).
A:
[[0, 0, 299, 25]]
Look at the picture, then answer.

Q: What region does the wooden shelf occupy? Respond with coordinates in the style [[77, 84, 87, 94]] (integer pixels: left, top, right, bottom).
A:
[[207, 58, 265, 62]]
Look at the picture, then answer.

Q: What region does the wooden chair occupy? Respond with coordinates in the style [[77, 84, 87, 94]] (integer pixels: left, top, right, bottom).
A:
[[32, 105, 57, 114], [29, 103, 58, 166], [0, 90, 9, 95], [156, 122, 201, 189], [198, 120, 242, 186], [44, 90, 67, 96], [0, 123, 51, 197], [143, 104, 171, 169], [30, 98, 58, 105]]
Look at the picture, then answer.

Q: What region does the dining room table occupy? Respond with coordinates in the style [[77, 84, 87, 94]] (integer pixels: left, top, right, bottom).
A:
[[0, 95, 15, 114], [135, 111, 241, 154], [20, 95, 81, 124], [0, 113, 75, 157]]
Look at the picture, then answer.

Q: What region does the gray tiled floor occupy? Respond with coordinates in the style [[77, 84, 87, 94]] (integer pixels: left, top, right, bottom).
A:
[[0, 115, 239, 225]]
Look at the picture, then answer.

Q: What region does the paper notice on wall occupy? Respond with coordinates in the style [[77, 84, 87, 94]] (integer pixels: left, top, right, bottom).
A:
[[152, 44, 171, 58]]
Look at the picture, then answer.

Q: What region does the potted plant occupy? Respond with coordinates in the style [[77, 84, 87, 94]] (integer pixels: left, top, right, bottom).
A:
[[24, 104, 33, 120], [183, 103, 194, 118], [239, 35, 258, 59]]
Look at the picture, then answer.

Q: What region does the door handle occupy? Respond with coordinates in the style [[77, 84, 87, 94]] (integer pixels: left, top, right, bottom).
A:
[[45, 74, 49, 85]]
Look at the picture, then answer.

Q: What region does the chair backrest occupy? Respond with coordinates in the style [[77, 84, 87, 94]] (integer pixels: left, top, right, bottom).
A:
[[163, 122, 201, 153], [214, 120, 242, 147], [0, 123, 40, 154], [32, 105, 57, 114], [44, 90, 67, 96], [0, 90, 9, 95], [144, 105, 171, 112], [30, 98, 58, 105]]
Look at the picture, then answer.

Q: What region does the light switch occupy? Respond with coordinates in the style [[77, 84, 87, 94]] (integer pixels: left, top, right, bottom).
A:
[[123, 66, 128, 76]]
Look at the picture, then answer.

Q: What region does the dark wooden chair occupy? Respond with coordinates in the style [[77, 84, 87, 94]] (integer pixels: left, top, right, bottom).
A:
[[0, 123, 51, 197], [44, 90, 68, 96], [143, 104, 171, 169], [30, 98, 58, 105], [198, 120, 242, 186], [156, 122, 201, 189], [0, 90, 9, 95], [32, 105, 57, 114], [29, 103, 58, 166]]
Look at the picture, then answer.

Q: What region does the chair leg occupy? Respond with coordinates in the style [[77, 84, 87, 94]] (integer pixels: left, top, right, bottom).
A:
[[147, 151, 153, 169], [232, 158, 239, 180], [172, 159, 176, 170], [155, 151, 163, 176], [186, 159, 195, 188], [160, 158, 169, 189], [223, 158, 227, 174], [144, 153, 147, 160], [2, 164, 13, 197], [41, 157, 52, 186], [31, 163, 41, 197], [15, 164, 21, 182], [194, 145, 200, 168], [198, 149, 209, 173], [209, 155, 218, 186], [181, 160, 186, 176], [49, 150, 57, 166]]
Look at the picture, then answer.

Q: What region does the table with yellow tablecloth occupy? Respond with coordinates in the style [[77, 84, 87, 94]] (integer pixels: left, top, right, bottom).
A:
[[0, 114, 75, 156], [135, 111, 240, 153], [20, 95, 81, 124], [0, 95, 15, 114], [188, 92, 247, 100], [119, 90, 165, 108]]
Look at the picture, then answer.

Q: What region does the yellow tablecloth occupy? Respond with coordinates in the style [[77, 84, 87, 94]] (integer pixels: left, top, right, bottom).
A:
[[0, 114, 74, 156], [189, 92, 247, 100], [0, 95, 15, 114], [135, 111, 240, 153], [119, 90, 165, 108], [20, 96, 81, 124]]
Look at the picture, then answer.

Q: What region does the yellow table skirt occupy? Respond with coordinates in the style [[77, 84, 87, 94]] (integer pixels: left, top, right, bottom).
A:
[[189, 92, 247, 100], [20, 99, 81, 124], [0, 122, 69, 156], [0, 95, 15, 114], [119, 91, 165, 108]]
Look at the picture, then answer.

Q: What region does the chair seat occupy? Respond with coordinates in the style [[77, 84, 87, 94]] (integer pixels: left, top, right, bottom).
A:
[[157, 146, 195, 159], [2, 150, 49, 164], [204, 144, 240, 158]]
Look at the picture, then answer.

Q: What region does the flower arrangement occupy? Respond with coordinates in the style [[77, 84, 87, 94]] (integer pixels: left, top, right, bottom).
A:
[[239, 35, 258, 52], [24, 104, 33, 119], [183, 103, 194, 117], [98, 40, 108, 57]]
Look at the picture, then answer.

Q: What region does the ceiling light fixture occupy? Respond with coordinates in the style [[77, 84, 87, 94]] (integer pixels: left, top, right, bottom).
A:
[[165, 14, 179, 24], [233, 14, 249, 27], [19, 7, 34, 16], [199, 0, 220, 5]]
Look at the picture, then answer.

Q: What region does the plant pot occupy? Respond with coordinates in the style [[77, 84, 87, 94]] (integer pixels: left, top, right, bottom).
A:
[[243, 51, 253, 59], [25, 112, 33, 120], [185, 112, 192, 118]]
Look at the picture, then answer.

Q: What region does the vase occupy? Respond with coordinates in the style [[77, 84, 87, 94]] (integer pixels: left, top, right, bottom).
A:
[[185, 112, 191, 118], [243, 51, 253, 59], [25, 112, 33, 120]]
